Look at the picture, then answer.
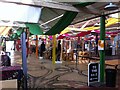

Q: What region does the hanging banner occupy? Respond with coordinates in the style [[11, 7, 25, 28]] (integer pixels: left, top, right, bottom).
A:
[[98, 40, 104, 50]]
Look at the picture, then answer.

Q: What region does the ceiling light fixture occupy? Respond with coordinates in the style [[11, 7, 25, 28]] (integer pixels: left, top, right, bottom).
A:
[[104, 3, 118, 11], [94, 23, 100, 27]]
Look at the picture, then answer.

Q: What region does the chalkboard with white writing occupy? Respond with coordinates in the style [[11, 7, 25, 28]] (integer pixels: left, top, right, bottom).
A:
[[88, 62, 100, 86]]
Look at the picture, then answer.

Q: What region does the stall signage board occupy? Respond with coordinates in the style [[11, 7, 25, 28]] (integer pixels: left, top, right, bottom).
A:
[[88, 62, 100, 86], [98, 40, 104, 50]]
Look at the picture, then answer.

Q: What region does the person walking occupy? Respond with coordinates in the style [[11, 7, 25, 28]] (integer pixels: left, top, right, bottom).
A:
[[56, 40, 61, 61], [40, 41, 45, 57]]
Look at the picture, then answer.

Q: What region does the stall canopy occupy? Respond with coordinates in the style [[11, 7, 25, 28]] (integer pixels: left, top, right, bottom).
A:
[[76, 31, 91, 37], [16, 28, 24, 36], [61, 17, 119, 34], [25, 23, 43, 35], [0, 26, 12, 36], [57, 34, 70, 39], [10, 33, 19, 40], [0, 23, 43, 37]]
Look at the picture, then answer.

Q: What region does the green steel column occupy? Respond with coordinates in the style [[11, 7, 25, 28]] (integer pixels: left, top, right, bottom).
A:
[[100, 15, 106, 82]]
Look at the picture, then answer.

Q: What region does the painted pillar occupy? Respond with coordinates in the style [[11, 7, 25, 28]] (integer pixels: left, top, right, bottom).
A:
[[26, 29, 29, 58], [21, 31, 28, 89], [52, 35, 56, 64], [36, 35, 38, 58], [76, 37, 80, 65], [60, 39, 63, 61], [100, 15, 106, 82], [95, 33, 98, 56], [82, 38, 84, 51], [27, 36, 29, 56]]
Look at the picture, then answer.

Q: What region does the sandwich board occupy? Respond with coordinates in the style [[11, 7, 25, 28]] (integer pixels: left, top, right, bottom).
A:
[[88, 62, 100, 86]]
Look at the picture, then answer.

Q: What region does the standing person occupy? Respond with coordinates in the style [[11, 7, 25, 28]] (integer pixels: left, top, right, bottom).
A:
[[49, 44, 52, 59], [1, 38, 6, 52], [38, 38, 42, 56], [40, 41, 45, 57], [57, 40, 61, 52], [1, 52, 11, 66], [57, 40, 61, 61]]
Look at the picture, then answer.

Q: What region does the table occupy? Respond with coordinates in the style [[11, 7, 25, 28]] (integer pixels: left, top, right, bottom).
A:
[[0, 66, 22, 80]]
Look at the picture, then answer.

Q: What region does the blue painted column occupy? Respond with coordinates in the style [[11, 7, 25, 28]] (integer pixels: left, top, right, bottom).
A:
[[21, 31, 28, 89], [100, 15, 106, 83]]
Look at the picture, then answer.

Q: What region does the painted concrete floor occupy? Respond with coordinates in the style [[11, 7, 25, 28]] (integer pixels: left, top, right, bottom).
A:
[[1, 50, 120, 89]]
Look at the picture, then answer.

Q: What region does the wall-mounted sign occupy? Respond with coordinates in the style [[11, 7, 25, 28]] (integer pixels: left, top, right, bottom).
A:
[[88, 62, 100, 86], [98, 40, 104, 50]]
